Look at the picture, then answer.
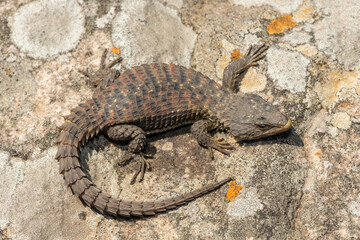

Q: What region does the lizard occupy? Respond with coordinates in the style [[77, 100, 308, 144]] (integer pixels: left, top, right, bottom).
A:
[[55, 43, 291, 218]]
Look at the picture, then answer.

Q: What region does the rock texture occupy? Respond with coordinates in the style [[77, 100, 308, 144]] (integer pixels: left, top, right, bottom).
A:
[[0, 0, 359, 239], [8, 0, 85, 59]]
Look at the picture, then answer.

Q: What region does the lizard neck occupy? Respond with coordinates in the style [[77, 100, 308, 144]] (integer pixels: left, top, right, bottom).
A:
[[205, 92, 234, 130]]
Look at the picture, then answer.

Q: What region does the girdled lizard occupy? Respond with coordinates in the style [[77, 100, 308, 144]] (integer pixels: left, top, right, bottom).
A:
[[55, 44, 291, 218]]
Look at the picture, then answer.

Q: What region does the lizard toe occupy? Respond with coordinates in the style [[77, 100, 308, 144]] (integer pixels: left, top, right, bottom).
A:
[[248, 44, 268, 64], [118, 151, 134, 165], [130, 154, 151, 184], [208, 137, 234, 156]]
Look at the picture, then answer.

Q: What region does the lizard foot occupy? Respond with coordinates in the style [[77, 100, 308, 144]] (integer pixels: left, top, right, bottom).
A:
[[79, 49, 122, 91], [208, 137, 234, 159], [118, 152, 152, 184], [245, 43, 268, 66]]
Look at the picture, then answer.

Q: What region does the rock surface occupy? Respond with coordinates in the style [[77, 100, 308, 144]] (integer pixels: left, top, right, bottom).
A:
[[1, 0, 360, 239]]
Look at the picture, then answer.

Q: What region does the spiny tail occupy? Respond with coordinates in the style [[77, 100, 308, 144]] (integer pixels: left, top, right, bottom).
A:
[[56, 102, 232, 218]]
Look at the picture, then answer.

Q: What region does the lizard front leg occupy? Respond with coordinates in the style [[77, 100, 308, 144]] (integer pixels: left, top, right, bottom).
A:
[[105, 124, 151, 184], [222, 43, 268, 92], [191, 120, 234, 159]]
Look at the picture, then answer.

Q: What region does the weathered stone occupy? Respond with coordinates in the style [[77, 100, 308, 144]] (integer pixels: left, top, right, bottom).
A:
[[8, 0, 85, 59], [267, 46, 310, 93], [312, 0, 360, 69], [0, 0, 360, 239], [229, 0, 303, 14], [111, 0, 196, 68]]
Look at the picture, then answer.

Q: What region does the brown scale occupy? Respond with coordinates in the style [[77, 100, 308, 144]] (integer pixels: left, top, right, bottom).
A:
[[128, 66, 159, 130], [55, 44, 291, 218]]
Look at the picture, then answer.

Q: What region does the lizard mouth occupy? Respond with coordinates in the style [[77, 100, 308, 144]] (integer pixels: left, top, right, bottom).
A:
[[273, 118, 292, 134], [257, 118, 292, 139], [235, 118, 292, 142], [283, 118, 292, 130]]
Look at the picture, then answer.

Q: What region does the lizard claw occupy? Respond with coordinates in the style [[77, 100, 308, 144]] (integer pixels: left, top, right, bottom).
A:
[[78, 49, 122, 91], [130, 154, 151, 184], [118, 151, 134, 165], [246, 43, 268, 66], [117, 152, 152, 184], [208, 137, 234, 159]]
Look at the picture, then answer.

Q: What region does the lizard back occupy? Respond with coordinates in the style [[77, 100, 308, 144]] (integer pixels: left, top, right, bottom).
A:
[[97, 63, 226, 133]]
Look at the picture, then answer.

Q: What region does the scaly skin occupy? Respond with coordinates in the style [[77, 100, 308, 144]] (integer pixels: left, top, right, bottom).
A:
[[55, 44, 291, 218]]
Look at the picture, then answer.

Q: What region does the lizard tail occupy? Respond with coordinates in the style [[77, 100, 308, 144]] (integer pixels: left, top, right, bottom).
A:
[[56, 102, 232, 218]]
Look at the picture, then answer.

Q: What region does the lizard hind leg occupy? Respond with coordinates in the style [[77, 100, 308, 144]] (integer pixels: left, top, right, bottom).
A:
[[79, 49, 123, 93], [222, 43, 268, 92], [106, 124, 151, 184]]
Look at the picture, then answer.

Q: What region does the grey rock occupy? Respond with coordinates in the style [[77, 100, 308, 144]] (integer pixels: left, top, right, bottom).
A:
[[312, 0, 360, 69], [0, 0, 359, 239], [283, 30, 312, 46], [267, 46, 310, 93], [8, 0, 85, 59], [229, 0, 303, 14], [227, 187, 264, 218], [111, 0, 196, 68]]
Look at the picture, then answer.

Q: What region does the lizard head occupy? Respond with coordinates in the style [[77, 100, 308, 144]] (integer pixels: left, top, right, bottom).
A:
[[222, 94, 291, 141]]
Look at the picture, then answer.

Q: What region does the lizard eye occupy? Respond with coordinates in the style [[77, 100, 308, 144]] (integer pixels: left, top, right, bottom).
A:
[[256, 124, 270, 130]]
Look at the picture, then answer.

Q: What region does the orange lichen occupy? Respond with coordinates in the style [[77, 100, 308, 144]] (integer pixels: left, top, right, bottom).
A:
[[231, 49, 244, 61], [1, 66, 10, 75], [315, 149, 322, 156], [109, 142, 114, 146], [217, 49, 244, 78], [267, 14, 297, 34], [111, 47, 120, 55], [226, 180, 243, 201]]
